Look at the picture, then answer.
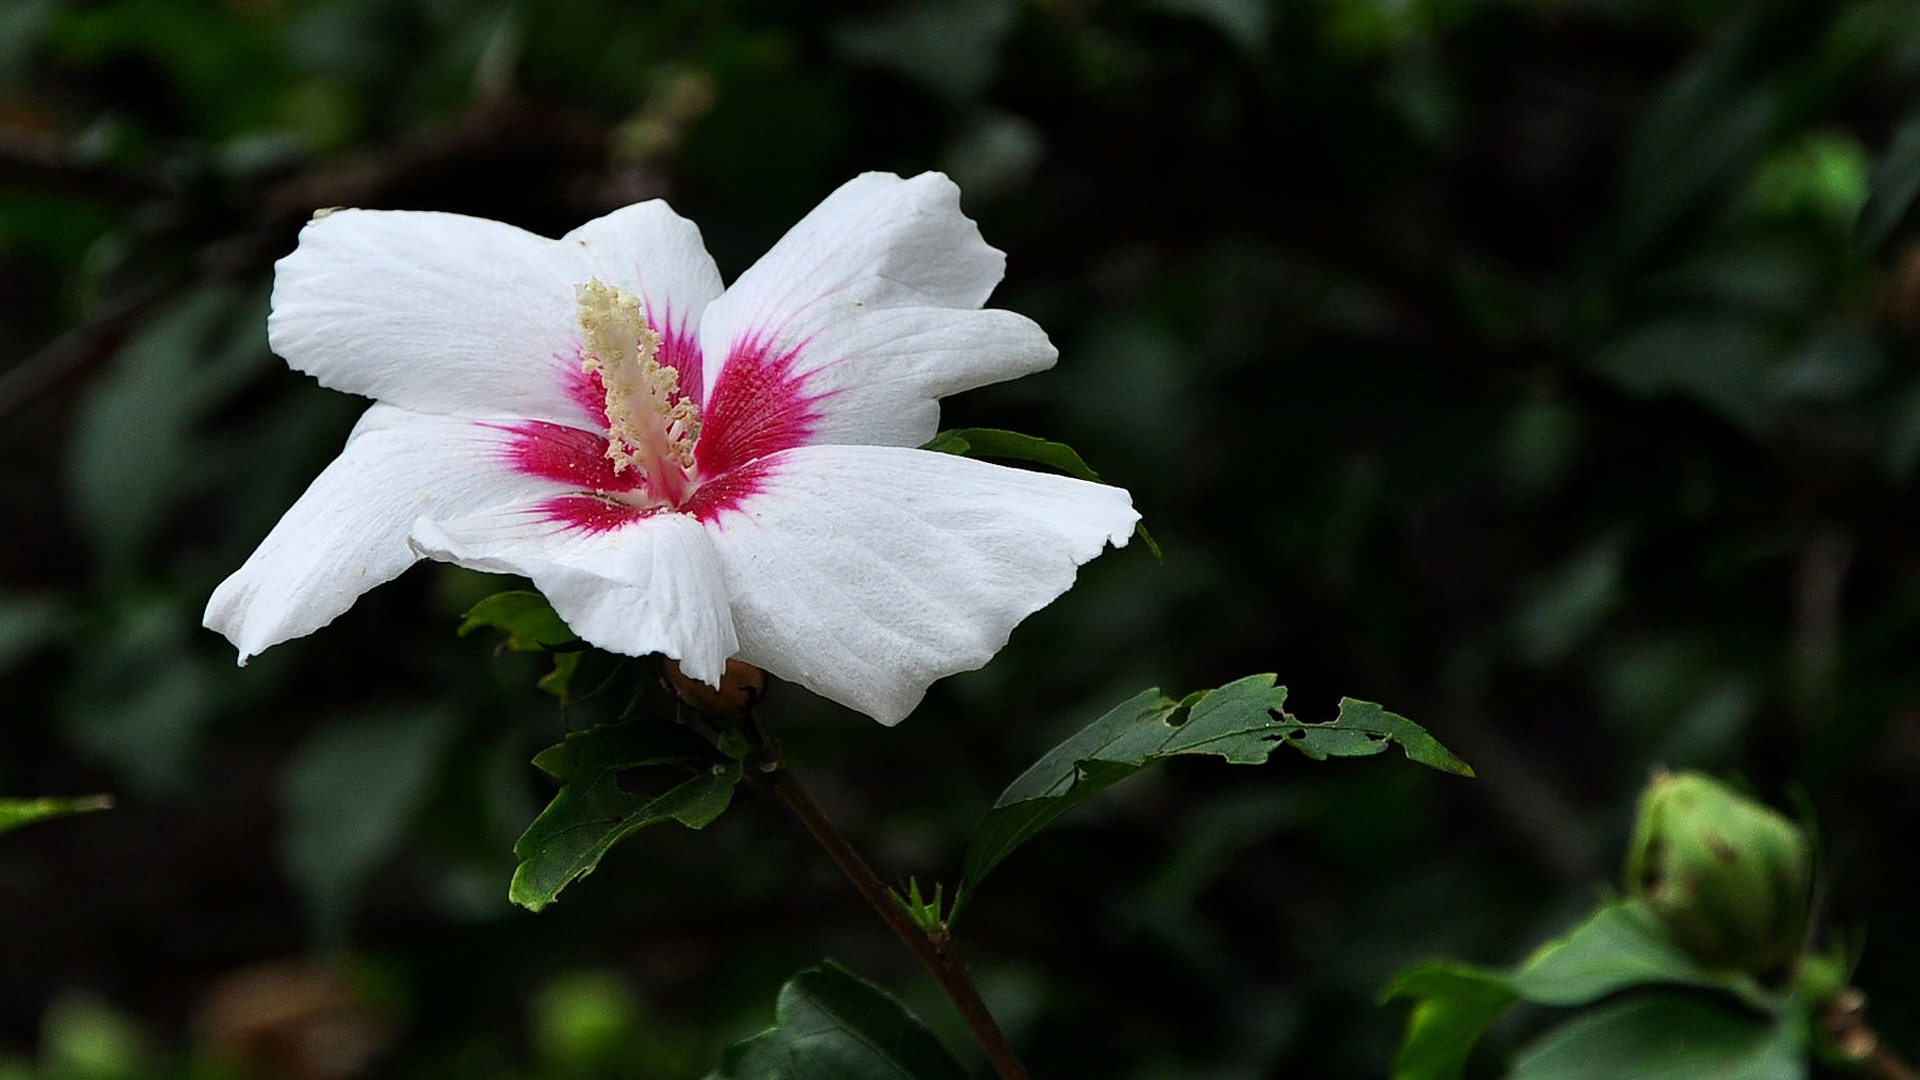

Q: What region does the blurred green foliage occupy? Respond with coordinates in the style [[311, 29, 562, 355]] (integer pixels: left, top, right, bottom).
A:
[[5, 0, 1920, 1076]]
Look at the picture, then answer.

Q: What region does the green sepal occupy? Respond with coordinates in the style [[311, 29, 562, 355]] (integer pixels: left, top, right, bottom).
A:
[[1380, 962, 1518, 1080], [955, 675, 1468, 914], [0, 795, 113, 839], [511, 720, 740, 911], [459, 590, 584, 702], [923, 427, 1162, 559], [706, 961, 968, 1080]]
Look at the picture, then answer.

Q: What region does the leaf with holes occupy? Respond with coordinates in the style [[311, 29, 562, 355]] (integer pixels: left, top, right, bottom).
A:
[[955, 674, 1469, 914], [511, 719, 740, 912], [707, 961, 968, 1080]]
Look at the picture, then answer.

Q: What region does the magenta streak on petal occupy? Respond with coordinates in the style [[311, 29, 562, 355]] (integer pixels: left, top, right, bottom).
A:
[[561, 345, 610, 429], [535, 494, 655, 533], [695, 337, 824, 478], [684, 455, 775, 524], [536, 455, 770, 532], [494, 421, 643, 493], [560, 310, 705, 427], [648, 306, 704, 408]]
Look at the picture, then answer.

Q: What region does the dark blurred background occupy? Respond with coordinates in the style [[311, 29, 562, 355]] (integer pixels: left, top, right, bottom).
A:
[[4, 0, 1920, 1076]]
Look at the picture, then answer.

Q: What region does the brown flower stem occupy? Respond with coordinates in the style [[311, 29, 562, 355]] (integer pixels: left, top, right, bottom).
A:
[[1864, 1047, 1920, 1080], [748, 752, 1032, 1080], [1822, 988, 1918, 1080]]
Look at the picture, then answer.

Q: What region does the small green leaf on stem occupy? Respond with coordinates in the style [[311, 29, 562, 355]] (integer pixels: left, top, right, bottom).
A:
[[955, 675, 1468, 913], [707, 961, 968, 1080], [1381, 962, 1518, 1080], [892, 877, 948, 937], [460, 590, 583, 701], [511, 720, 740, 911], [924, 427, 1161, 559], [0, 794, 112, 839]]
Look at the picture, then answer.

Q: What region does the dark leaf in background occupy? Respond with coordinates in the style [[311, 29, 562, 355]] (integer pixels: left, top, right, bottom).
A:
[[707, 962, 968, 1080]]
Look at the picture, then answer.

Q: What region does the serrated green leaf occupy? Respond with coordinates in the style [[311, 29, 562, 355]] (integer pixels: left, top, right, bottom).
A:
[[924, 427, 1162, 559], [0, 795, 113, 839], [956, 675, 1468, 911], [511, 720, 740, 911], [1512, 899, 1762, 1008], [707, 962, 968, 1080], [1511, 992, 1806, 1080], [460, 590, 583, 701], [1382, 961, 1517, 1080]]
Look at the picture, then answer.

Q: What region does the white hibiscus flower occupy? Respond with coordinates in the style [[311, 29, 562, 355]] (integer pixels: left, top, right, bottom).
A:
[[206, 172, 1137, 725]]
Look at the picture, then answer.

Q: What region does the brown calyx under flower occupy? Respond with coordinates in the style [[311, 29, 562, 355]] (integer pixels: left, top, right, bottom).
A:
[[666, 657, 766, 722]]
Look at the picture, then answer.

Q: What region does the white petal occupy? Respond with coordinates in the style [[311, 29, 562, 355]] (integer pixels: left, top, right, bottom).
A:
[[558, 201, 725, 354], [409, 509, 738, 686], [204, 405, 562, 662], [703, 445, 1137, 725], [696, 173, 1040, 445], [780, 307, 1056, 447], [269, 203, 721, 423], [270, 210, 580, 421]]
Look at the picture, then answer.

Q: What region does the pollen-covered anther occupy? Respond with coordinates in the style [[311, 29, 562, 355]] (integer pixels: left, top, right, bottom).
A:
[[576, 278, 700, 504]]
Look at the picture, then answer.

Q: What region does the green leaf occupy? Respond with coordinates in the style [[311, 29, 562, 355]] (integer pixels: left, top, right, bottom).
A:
[[1511, 992, 1806, 1080], [707, 962, 968, 1080], [956, 675, 1469, 910], [0, 795, 112, 839], [1382, 962, 1518, 1080], [923, 427, 1106, 483], [511, 720, 741, 912], [924, 427, 1162, 559], [1511, 900, 1762, 1008], [460, 590, 583, 701]]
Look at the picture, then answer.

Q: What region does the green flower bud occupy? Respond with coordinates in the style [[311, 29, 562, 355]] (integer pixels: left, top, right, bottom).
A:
[[1624, 770, 1812, 976]]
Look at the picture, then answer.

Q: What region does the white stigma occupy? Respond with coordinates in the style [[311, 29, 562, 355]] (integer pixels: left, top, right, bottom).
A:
[[576, 279, 700, 505]]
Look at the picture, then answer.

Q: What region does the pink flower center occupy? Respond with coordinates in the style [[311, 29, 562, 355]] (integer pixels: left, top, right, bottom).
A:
[[575, 279, 701, 509], [500, 283, 824, 534]]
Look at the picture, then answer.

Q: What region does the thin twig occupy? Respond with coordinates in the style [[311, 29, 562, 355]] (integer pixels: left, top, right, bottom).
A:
[[748, 748, 1033, 1080]]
